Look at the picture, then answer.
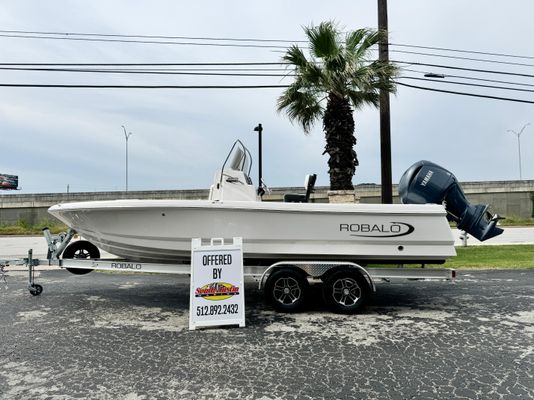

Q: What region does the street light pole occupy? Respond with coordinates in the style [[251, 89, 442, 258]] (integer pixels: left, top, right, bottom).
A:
[[507, 123, 530, 180], [121, 125, 133, 191]]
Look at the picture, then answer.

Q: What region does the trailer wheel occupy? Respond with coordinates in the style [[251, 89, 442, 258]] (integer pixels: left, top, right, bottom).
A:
[[62, 240, 100, 275], [29, 283, 43, 296], [265, 268, 309, 312], [323, 269, 370, 314]]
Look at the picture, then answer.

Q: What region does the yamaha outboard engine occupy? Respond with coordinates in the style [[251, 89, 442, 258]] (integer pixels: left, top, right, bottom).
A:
[[399, 160, 503, 241]]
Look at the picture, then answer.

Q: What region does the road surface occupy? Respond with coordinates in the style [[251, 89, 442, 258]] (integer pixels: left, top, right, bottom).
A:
[[0, 270, 532, 399]]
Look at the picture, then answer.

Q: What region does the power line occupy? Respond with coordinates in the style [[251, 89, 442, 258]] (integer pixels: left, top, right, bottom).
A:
[[5, 30, 534, 69], [390, 43, 534, 61], [0, 83, 290, 89], [0, 33, 292, 49], [1, 80, 532, 105], [5, 63, 534, 92], [0, 66, 292, 77], [402, 68, 534, 88], [2, 29, 534, 62], [3, 65, 534, 94], [393, 60, 534, 78], [397, 81, 534, 104], [0, 62, 287, 66], [0, 29, 308, 44], [399, 76, 534, 94], [4, 32, 534, 68], [385, 49, 534, 68]]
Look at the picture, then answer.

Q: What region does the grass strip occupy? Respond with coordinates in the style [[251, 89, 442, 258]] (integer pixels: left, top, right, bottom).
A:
[[0, 221, 67, 235], [444, 244, 534, 269]]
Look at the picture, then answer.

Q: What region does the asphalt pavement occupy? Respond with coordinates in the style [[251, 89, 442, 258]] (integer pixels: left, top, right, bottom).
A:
[[0, 269, 533, 399]]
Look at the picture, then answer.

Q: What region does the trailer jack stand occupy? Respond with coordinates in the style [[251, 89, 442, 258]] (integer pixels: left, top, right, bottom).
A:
[[26, 249, 43, 296]]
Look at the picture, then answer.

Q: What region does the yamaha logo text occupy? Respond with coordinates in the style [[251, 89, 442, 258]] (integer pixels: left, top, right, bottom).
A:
[[340, 222, 415, 238]]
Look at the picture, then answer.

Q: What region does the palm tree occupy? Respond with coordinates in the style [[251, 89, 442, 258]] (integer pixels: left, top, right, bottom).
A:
[[277, 22, 398, 190]]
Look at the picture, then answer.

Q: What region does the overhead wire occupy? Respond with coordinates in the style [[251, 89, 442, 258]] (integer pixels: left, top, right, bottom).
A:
[[0, 29, 533, 103], [396, 82, 534, 104], [393, 60, 534, 78], [0, 66, 293, 77], [0, 62, 288, 66], [0, 29, 308, 44], [2, 29, 534, 61], [389, 43, 534, 61], [0, 33, 293, 49], [3, 30, 534, 69], [3, 32, 534, 69], [401, 68, 534, 88], [0, 83, 290, 89], [398, 76, 534, 94]]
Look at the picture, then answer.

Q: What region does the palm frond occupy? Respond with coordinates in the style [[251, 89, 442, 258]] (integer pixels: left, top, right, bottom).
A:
[[282, 45, 311, 71], [277, 82, 323, 133], [346, 89, 380, 109], [345, 28, 371, 53], [300, 63, 324, 86], [305, 21, 341, 59], [349, 30, 383, 64]]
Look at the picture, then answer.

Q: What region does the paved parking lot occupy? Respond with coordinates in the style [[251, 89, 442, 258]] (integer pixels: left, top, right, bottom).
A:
[[0, 269, 532, 399]]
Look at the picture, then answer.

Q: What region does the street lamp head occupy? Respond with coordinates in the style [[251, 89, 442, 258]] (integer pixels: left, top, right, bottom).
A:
[[424, 73, 445, 78], [122, 125, 133, 139], [508, 122, 531, 137]]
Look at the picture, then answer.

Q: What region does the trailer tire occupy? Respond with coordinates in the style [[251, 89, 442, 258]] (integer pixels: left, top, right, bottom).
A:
[[62, 240, 100, 275], [29, 283, 43, 296], [322, 269, 370, 314], [264, 268, 309, 312]]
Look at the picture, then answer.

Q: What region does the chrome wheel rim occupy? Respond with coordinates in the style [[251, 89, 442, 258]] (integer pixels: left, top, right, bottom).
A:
[[272, 277, 301, 305], [74, 249, 91, 259], [331, 277, 361, 306]]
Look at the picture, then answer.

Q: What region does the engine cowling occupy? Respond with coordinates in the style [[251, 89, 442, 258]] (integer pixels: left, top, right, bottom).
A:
[[398, 160, 503, 241]]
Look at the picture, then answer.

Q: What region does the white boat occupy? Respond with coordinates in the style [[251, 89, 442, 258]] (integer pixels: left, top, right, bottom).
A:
[[49, 198, 456, 264], [49, 140, 501, 265]]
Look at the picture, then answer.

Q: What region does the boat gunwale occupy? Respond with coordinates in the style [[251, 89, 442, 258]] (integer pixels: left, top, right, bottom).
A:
[[49, 199, 448, 216]]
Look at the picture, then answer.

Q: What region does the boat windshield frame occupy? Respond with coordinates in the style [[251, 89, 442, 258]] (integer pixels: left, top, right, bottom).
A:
[[220, 140, 253, 175]]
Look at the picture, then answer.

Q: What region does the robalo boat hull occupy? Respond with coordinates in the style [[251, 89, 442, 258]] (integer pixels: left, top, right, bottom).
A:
[[48, 199, 456, 264]]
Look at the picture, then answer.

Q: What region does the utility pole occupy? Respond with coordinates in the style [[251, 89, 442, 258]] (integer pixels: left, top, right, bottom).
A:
[[507, 122, 530, 180], [121, 125, 133, 191], [378, 0, 393, 204]]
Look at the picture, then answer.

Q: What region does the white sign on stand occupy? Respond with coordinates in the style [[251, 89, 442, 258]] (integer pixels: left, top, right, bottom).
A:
[[189, 237, 245, 330]]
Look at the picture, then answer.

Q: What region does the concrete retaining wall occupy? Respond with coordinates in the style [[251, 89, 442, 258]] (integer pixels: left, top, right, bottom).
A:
[[1, 180, 533, 225]]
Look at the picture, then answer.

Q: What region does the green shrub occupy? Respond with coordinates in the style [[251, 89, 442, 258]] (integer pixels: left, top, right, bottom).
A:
[[0, 219, 67, 235]]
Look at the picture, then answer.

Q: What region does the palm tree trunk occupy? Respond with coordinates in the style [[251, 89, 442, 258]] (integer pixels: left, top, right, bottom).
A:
[[323, 93, 357, 190]]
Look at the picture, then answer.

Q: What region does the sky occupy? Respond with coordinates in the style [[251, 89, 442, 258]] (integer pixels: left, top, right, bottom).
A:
[[1, 0, 533, 194]]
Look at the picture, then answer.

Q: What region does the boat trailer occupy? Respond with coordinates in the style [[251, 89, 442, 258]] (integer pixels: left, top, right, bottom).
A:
[[0, 228, 456, 314]]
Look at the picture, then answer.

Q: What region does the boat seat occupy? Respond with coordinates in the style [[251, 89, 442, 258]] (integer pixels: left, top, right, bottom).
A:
[[284, 174, 317, 203]]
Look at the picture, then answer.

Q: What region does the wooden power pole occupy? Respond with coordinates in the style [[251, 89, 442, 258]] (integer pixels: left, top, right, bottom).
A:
[[378, 0, 393, 204]]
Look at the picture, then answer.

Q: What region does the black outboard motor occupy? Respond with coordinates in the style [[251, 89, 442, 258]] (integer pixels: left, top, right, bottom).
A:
[[398, 160, 503, 241]]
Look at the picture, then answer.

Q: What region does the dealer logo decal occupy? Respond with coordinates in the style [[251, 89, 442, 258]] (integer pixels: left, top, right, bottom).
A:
[[340, 222, 415, 238], [195, 282, 240, 301]]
